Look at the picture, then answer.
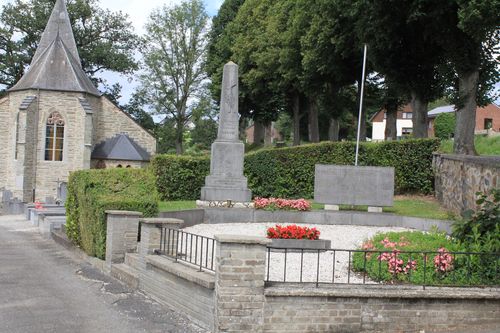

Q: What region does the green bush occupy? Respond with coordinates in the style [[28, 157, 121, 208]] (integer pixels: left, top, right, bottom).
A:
[[152, 139, 439, 200], [353, 231, 499, 286], [434, 113, 456, 140], [66, 168, 158, 259]]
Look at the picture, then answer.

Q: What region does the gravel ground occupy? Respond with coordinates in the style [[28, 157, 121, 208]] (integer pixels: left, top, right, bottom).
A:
[[182, 223, 413, 284]]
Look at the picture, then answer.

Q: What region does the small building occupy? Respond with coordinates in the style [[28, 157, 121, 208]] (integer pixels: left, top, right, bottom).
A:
[[0, 0, 156, 203], [370, 103, 500, 141]]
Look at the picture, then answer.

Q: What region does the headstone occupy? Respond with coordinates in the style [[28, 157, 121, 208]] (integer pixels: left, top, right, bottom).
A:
[[314, 165, 394, 207], [57, 182, 68, 204], [201, 62, 252, 202]]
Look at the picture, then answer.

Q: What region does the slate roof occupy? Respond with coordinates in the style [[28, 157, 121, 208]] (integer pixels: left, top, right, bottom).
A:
[[19, 96, 37, 110], [9, 0, 100, 96], [91, 134, 151, 162], [428, 105, 455, 118]]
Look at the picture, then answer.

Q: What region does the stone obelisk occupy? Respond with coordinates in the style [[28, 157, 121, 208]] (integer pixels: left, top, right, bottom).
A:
[[201, 62, 252, 202]]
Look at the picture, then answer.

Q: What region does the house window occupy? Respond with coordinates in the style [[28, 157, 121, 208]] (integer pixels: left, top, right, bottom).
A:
[[383, 112, 387, 119], [402, 112, 413, 119], [402, 127, 413, 136], [45, 112, 65, 161], [484, 118, 493, 130]]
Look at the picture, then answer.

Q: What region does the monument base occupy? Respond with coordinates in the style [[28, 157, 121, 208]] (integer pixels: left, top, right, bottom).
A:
[[200, 186, 252, 202], [196, 200, 254, 209]]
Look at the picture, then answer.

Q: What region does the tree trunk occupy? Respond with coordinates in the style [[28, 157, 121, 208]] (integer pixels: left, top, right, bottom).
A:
[[385, 103, 398, 141], [308, 98, 320, 143], [239, 117, 247, 141], [410, 92, 428, 138], [264, 123, 272, 146], [328, 117, 340, 141], [253, 120, 265, 145], [175, 120, 184, 155], [454, 70, 479, 155], [292, 94, 301, 146]]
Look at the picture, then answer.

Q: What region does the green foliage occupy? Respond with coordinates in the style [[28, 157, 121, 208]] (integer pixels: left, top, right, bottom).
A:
[[453, 189, 500, 253], [434, 113, 456, 140], [353, 231, 498, 286], [151, 154, 210, 200], [66, 169, 158, 259], [152, 139, 439, 200], [0, 0, 139, 89], [439, 135, 500, 155]]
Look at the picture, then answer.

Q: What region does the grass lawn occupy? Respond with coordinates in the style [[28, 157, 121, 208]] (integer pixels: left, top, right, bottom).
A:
[[160, 195, 454, 220], [440, 135, 500, 155]]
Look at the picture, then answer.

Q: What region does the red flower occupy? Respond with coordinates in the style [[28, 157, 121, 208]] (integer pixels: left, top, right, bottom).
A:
[[267, 224, 320, 240]]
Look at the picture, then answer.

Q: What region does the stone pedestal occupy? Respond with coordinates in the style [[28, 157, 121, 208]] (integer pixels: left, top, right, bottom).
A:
[[105, 210, 142, 271]]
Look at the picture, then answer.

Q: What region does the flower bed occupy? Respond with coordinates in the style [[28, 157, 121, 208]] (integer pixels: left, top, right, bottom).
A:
[[352, 231, 499, 286], [254, 197, 311, 211], [266, 224, 331, 250]]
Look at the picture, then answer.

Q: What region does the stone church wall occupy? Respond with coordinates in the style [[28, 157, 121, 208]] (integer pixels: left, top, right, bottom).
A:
[[95, 98, 156, 155], [0, 97, 9, 191]]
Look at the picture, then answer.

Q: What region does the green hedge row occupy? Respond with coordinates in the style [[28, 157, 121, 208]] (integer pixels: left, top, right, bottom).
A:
[[66, 168, 158, 259], [152, 139, 440, 201]]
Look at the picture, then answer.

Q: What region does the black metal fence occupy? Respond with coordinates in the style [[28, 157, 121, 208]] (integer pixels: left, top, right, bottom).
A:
[[265, 247, 500, 289], [156, 228, 216, 272]]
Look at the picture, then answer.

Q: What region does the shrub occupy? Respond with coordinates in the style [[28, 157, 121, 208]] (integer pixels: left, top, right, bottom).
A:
[[453, 189, 500, 252], [152, 139, 439, 200], [151, 154, 209, 201], [353, 231, 499, 286], [254, 197, 311, 211], [434, 113, 456, 140], [267, 225, 320, 240], [66, 168, 158, 259]]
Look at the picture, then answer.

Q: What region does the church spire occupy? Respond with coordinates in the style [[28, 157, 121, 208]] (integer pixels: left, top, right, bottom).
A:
[[9, 0, 100, 96], [32, 0, 80, 66]]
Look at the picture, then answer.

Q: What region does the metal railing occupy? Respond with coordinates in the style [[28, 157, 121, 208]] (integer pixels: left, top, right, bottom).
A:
[[156, 228, 216, 272], [265, 247, 500, 289]]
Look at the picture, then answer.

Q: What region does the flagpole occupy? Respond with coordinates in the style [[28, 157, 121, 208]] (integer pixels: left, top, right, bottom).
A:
[[355, 44, 368, 166]]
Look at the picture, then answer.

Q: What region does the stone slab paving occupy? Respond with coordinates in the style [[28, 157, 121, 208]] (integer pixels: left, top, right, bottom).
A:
[[0, 215, 207, 333]]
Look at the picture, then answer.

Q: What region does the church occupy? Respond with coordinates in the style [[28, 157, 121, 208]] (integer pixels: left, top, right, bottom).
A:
[[0, 0, 156, 203]]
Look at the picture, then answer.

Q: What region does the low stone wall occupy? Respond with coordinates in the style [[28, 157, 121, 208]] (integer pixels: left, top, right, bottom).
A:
[[203, 208, 454, 234], [264, 286, 500, 333], [434, 154, 500, 215]]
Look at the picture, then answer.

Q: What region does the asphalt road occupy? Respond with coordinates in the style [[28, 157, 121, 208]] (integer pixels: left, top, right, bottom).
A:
[[0, 215, 207, 333]]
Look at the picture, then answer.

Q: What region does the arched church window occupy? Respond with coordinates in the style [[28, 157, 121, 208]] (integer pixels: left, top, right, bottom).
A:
[[45, 112, 65, 161], [15, 112, 20, 160]]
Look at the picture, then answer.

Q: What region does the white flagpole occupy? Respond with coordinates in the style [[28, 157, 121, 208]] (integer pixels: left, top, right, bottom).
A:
[[355, 44, 368, 166]]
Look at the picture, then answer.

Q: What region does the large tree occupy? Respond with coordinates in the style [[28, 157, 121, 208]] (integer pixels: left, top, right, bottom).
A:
[[436, 0, 499, 154], [0, 0, 139, 96], [137, 0, 209, 154]]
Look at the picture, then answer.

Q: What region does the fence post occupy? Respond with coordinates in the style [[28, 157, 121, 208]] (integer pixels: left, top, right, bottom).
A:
[[214, 235, 271, 333], [105, 210, 143, 272], [138, 218, 183, 258]]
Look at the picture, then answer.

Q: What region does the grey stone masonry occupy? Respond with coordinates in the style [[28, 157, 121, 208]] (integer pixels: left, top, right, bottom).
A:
[[201, 62, 252, 202], [138, 218, 183, 258], [214, 235, 271, 333], [105, 210, 142, 271], [315, 164, 395, 207]]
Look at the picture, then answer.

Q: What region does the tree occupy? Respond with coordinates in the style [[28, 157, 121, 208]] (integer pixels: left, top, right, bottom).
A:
[[0, 0, 139, 96], [435, 0, 500, 154], [138, 0, 209, 154], [434, 113, 456, 140]]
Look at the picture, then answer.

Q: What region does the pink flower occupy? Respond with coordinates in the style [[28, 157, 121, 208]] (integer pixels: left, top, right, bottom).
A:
[[433, 248, 454, 273]]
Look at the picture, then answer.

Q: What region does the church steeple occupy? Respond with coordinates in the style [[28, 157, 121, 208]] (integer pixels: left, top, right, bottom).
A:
[[9, 0, 100, 96]]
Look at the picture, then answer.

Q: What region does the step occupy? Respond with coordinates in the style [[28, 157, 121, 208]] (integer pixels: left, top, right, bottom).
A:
[[51, 229, 73, 250], [124, 253, 142, 270], [111, 263, 139, 289]]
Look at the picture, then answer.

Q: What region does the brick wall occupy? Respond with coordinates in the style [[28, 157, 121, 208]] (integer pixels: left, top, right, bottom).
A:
[[264, 287, 500, 333], [434, 154, 500, 215], [476, 104, 500, 132]]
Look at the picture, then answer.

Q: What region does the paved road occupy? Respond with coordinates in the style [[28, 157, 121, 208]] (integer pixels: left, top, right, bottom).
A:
[[0, 215, 207, 333]]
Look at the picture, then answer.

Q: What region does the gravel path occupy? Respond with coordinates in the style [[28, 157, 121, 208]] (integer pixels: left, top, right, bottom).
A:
[[182, 223, 413, 284]]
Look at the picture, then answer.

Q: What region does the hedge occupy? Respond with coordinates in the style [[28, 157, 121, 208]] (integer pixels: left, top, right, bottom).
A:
[[152, 139, 440, 201], [66, 168, 158, 259]]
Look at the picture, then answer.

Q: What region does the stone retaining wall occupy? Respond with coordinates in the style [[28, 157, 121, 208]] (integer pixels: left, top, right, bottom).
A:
[[434, 154, 500, 215]]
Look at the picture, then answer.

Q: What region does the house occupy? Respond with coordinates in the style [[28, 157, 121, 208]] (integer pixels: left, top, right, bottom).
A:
[[428, 104, 500, 137], [0, 0, 156, 203], [370, 104, 414, 141], [370, 103, 500, 141]]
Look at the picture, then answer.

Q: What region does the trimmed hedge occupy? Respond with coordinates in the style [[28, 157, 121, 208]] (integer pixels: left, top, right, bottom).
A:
[[66, 168, 158, 259], [152, 139, 440, 200]]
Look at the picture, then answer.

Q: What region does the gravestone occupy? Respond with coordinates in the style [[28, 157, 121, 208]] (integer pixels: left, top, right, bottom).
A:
[[314, 165, 394, 209], [201, 62, 252, 202]]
